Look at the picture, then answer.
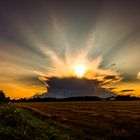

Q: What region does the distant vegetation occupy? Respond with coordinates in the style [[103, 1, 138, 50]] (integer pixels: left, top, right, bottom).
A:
[[11, 95, 140, 102], [115, 95, 140, 101], [12, 96, 102, 102]]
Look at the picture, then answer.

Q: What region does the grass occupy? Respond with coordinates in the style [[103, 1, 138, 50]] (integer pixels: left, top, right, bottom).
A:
[[0, 103, 79, 140]]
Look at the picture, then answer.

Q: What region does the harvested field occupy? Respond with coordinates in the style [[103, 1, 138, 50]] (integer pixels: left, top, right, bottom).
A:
[[17, 101, 140, 140]]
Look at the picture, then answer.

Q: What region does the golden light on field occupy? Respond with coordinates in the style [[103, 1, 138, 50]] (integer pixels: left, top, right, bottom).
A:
[[75, 64, 86, 77]]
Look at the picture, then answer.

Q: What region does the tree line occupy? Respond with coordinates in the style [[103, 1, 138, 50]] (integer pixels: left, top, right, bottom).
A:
[[0, 90, 140, 103]]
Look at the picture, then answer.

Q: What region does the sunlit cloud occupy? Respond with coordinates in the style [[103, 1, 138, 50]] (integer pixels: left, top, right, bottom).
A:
[[38, 32, 122, 87], [28, 15, 123, 87], [0, 12, 123, 90], [137, 72, 140, 79]]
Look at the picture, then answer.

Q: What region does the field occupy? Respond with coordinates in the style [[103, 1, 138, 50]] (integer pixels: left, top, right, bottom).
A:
[[0, 101, 140, 140], [18, 101, 140, 140]]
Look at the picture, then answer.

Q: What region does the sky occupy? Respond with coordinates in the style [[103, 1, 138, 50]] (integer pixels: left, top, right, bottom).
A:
[[0, 0, 140, 98]]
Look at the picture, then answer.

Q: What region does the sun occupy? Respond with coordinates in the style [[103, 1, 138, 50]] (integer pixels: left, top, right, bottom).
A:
[[75, 64, 86, 77]]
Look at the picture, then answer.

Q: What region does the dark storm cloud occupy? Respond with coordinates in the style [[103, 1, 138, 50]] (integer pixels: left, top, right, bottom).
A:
[[109, 87, 116, 90], [101, 74, 123, 85], [46, 77, 100, 90], [44, 77, 116, 98], [111, 63, 116, 66], [104, 75, 118, 80], [121, 89, 135, 92]]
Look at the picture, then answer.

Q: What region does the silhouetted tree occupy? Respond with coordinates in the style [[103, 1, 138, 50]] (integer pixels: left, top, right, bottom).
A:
[[0, 90, 6, 102]]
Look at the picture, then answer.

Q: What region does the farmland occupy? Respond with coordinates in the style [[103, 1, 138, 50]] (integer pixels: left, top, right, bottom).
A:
[[17, 101, 140, 140]]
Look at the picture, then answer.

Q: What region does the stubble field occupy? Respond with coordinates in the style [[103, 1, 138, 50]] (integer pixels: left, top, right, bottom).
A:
[[17, 101, 140, 140]]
